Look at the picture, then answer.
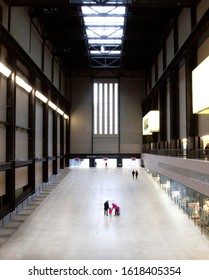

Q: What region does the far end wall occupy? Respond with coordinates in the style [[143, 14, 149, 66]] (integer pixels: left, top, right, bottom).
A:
[[70, 76, 144, 155]]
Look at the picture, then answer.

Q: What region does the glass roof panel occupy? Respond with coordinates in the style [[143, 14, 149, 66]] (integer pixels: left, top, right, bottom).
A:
[[90, 50, 121, 55], [86, 27, 123, 38], [81, 6, 125, 15], [88, 39, 122, 44], [83, 16, 124, 26], [82, 5, 126, 59]]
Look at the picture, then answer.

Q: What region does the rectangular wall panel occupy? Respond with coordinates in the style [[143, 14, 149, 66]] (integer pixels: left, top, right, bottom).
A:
[[48, 160, 53, 178], [0, 171, 6, 196], [44, 47, 52, 81], [166, 30, 174, 67], [178, 8, 191, 49], [0, 74, 7, 122], [35, 162, 42, 188], [10, 7, 30, 54], [16, 87, 29, 128], [120, 78, 144, 154], [93, 136, 118, 153], [15, 130, 28, 160], [0, 0, 9, 29], [30, 25, 42, 69], [53, 61, 60, 89], [70, 77, 92, 153], [15, 166, 28, 189], [35, 100, 43, 158], [197, 0, 209, 23], [158, 49, 163, 79], [0, 126, 6, 162]]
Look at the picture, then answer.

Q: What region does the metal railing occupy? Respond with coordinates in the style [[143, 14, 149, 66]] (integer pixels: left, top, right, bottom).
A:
[[142, 149, 209, 160]]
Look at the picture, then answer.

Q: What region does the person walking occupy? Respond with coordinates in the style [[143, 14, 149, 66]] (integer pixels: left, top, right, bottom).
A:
[[132, 170, 135, 179], [135, 170, 138, 179], [112, 203, 120, 216], [104, 200, 109, 216]]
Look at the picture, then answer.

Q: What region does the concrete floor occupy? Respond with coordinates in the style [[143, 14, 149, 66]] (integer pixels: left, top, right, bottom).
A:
[[0, 167, 209, 260]]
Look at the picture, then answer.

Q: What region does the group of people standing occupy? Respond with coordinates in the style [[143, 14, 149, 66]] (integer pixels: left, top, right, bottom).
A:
[[104, 170, 139, 216], [104, 200, 120, 216], [132, 170, 138, 179]]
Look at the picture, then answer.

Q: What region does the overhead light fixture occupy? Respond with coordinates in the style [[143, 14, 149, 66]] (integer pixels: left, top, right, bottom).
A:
[[57, 107, 64, 115], [35, 90, 48, 103], [0, 62, 11, 77], [201, 135, 209, 141], [192, 56, 209, 114], [142, 111, 160, 135], [64, 114, 69, 119], [48, 101, 57, 110], [16, 75, 32, 92]]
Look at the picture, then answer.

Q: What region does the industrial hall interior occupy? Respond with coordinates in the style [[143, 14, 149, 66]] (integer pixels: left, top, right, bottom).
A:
[[1, 0, 209, 260]]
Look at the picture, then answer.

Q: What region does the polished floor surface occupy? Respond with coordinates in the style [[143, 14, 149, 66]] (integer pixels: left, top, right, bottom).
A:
[[0, 167, 209, 260]]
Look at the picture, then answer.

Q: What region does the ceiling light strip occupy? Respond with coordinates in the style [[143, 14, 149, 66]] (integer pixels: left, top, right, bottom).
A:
[[0, 61, 68, 118]]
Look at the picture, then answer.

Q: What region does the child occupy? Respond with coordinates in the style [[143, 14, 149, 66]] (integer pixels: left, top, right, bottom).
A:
[[112, 203, 120, 216]]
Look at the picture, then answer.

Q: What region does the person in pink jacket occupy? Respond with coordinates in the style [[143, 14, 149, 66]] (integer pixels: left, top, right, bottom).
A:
[[112, 203, 120, 216]]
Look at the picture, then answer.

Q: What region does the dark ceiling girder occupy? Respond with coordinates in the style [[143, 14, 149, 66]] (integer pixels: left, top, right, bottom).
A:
[[3, 0, 201, 70], [4, 0, 199, 7]]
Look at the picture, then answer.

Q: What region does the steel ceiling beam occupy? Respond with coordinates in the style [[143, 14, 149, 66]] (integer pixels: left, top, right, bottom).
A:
[[4, 0, 199, 7]]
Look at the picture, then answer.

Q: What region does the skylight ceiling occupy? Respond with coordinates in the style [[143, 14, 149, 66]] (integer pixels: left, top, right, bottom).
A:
[[81, 5, 126, 67], [5, 0, 200, 71]]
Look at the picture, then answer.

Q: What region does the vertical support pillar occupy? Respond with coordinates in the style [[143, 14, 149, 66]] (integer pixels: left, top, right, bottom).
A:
[[169, 68, 179, 145], [185, 49, 197, 158], [28, 71, 36, 193], [53, 110, 58, 175], [65, 116, 70, 167], [60, 115, 64, 169], [6, 54, 16, 210], [159, 84, 167, 146], [42, 102, 48, 182]]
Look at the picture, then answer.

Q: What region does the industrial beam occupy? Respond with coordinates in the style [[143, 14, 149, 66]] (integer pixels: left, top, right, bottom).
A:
[[4, 0, 199, 7]]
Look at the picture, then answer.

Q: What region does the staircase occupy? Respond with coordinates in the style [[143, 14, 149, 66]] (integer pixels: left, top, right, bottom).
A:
[[0, 168, 71, 247]]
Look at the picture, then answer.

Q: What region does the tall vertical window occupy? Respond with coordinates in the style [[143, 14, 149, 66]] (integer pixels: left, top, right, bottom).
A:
[[93, 81, 118, 135]]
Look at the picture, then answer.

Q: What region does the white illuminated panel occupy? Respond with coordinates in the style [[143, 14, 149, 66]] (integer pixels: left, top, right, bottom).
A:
[[16, 75, 32, 92], [114, 83, 118, 134], [93, 83, 98, 134], [64, 114, 69, 119], [35, 90, 48, 103], [143, 110, 159, 135], [109, 83, 113, 134], [192, 56, 209, 114], [93, 81, 118, 135], [99, 83, 103, 134], [0, 62, 11, 77], [57, 108, 64, 115], [48, 101, 57, 110]]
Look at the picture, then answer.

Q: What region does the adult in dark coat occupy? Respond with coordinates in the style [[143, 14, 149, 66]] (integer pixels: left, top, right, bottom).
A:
[[104, 200, 109, 216]]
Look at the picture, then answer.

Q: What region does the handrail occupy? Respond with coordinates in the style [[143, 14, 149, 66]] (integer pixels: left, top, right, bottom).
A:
[[142, 149, 209, 160]]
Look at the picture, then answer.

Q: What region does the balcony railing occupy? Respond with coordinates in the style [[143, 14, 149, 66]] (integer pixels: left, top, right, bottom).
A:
[[142, 149, 209, 160]]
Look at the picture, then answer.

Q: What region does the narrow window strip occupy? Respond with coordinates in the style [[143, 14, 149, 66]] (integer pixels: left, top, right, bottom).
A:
[[93, 83, 98, 134], [109, 83, 113, 134], [99, 83, 103, 134], [104, 83, 108, 134], [114, 83, 118, 134]]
